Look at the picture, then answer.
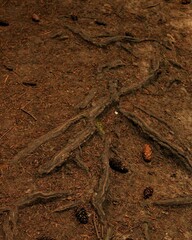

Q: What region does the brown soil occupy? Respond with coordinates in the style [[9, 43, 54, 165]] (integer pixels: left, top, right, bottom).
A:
[[0, 1, 192, 240]]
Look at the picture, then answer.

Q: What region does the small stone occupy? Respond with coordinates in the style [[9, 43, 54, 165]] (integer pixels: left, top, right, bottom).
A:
[[32, 13, 40, 22]]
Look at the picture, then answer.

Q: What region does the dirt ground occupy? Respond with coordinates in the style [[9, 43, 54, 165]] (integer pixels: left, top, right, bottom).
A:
[[0, 0, 192, 239]]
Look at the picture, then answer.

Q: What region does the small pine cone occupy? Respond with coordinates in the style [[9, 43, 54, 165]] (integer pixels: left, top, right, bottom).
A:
[[143, 187, 153, 199], [143, 144, 152, 162], [109, 158, 128, 173], [75, 208, 88, 224]]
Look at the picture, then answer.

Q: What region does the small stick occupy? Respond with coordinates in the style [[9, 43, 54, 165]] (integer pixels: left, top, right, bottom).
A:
[[21, 108, 37, 121], [104, 227, 113, 240], [17, 191, 70, 208], [101, 224, 104, 239], [4, 75, 9, 84], [93, 212, 102, 240], [153, 196, 192, 207], [145, 2, 160, 8], [119, 110, 192, 173]]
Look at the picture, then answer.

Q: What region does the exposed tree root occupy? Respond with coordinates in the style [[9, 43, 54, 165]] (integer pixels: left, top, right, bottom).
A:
[[17, 191, 70, 208], [64, 24, 171, 49], [38, 125, 96, 175], [168, 59, 185, 70], [108, 79, 119, 103], [53, 201, 82, 213], [0, 192, 69, 239], [12, 96, 111, 164], [97, 60, 125, 73], [72, 151, 90, 174], [12, 112, 85, 163], [75, 87, 97, 110], [120, 66, 162, 97], [92, 137, 111, 223], [119, 109, 192, 173], [153, 196, 192, 207], [134, 105, 172, 130], [12, 65, 162, 176]]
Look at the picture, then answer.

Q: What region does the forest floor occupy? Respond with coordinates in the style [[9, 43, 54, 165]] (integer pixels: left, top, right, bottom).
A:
[[0, 0, 192, 239]]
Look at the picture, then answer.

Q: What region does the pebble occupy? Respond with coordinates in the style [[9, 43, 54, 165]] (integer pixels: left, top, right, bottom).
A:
[[32, 13, 40, 22]]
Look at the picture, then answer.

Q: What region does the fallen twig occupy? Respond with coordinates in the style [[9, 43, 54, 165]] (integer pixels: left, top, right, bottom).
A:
[[17, 191, 70, 208], [92, 137, 111, 223], [104, 227, 113, 240], [93, 212, 102, 240], [21, 108, 37, 121], [38, 125, 96, 175], [153, 196, 192, 207], [144, 2, 160, 9], [119, 109, 192, 173]]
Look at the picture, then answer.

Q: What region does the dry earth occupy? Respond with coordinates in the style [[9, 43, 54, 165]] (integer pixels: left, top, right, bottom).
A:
[[0, 0, 192, 240]]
